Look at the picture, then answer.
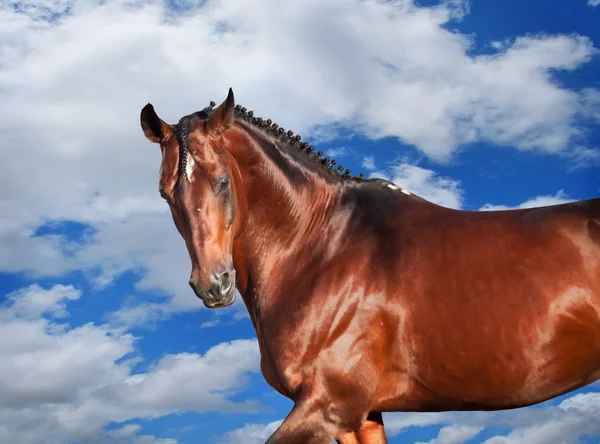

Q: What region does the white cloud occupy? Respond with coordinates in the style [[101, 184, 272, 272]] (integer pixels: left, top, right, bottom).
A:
[[566, 146, 600, 170], [579, 88, 600, 120], [588, 0, 600, 7], [482, 393, 600, 444], [379, 392, 600, 443], [106, 424, 145, 439], [479, 190, 574, 211], [416, 425, 484, 444], [105, 424, 178, 444], [326, 146, 350, 158], [0, 284, 263, 444], [384, 411, 462, 436], [119, 341, 263, 413], [362, 156, 376, 170], [218, 420, 283, 444], [379, 163, 464, 209], [0, 0, 597, 326], [1, 284, 81, 320]]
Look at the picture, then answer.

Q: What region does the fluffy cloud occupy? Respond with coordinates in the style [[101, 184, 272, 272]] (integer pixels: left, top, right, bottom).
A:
[[416, 425, 484, 444], [370, 163, 464, 209], [384, 411, 461, 436], [0, 284, 262, 444], [386, 392, 600, 443], [104, 424, 178, 444], [1, 283, 81, 319], [325, 147, 350, 158], [218, 420, 283, 444], [0, 0, 597, 323], [588, 0, 600, 7], [479, 190, 574, 211], [481, 393, 600, 444], [362, 156, 376, 170], [391, 163, 464, 209], [567, 146, 600, 170]]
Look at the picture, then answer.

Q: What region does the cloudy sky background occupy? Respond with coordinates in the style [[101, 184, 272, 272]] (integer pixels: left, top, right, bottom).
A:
[[0, 0, 599, 442]]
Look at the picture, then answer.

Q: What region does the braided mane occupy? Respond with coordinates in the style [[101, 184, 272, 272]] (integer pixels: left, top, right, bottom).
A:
[[197, 100, 366, 183]]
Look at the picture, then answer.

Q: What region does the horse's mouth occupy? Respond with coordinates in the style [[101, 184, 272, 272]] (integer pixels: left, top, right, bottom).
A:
[[202, 291, 236, 309]]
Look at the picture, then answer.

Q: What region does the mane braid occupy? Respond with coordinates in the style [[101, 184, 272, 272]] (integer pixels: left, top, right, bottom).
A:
[[197, 101, 366, 182], [175, 108, 212, 182]]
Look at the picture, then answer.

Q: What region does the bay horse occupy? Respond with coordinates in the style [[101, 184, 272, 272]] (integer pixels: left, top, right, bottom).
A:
[[140, 88, 600, 443]]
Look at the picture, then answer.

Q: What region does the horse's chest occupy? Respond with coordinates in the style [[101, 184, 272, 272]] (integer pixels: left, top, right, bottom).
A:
[[259, 355, 303, 399], [255, 319, 313, 398]]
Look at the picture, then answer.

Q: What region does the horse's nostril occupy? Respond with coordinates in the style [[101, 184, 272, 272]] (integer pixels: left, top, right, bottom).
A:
[[212, 269, 233, 294], [218, 272, 229, 291], [207, 268, 235, 297]]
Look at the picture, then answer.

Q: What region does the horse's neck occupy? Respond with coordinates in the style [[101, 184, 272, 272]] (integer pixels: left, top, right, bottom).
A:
[[226, 126, 344, 316]]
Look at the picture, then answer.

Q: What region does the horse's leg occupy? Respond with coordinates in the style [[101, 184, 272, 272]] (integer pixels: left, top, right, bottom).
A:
[[337, 432, 361, 444], [336, 412, 388, 444], [356, 412, 388, 444], [265, 398, 342, 444]]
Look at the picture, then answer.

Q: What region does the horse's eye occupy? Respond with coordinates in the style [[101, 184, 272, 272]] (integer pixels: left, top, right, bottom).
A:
[[218, 176, 230, 194]]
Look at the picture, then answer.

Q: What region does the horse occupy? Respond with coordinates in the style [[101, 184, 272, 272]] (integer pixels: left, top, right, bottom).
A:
[[140, 88, 600, 443]]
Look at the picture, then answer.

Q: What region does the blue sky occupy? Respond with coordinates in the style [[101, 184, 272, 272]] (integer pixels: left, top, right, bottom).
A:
[[0, 0, 599, 443]]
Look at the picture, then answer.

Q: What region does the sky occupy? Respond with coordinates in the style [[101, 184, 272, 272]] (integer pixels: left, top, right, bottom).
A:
[[0, 0, 599, 443]]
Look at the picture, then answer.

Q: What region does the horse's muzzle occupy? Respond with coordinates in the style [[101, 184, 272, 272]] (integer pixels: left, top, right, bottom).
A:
[[189, 268, 236, 308]]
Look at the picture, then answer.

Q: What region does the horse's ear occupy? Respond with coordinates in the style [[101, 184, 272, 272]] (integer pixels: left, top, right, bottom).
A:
[[140, 103, 172, 143], [206, 88, 235, 135]]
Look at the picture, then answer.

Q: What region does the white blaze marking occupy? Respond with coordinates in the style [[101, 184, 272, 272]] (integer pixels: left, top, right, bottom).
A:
[[186, 153, 195, 182]]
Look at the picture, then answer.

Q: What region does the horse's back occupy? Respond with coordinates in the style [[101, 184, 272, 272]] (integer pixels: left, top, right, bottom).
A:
[[363, 192, 600, 412]]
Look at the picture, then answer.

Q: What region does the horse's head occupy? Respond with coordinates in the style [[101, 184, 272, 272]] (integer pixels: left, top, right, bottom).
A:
[[140, 89, 244, 308]]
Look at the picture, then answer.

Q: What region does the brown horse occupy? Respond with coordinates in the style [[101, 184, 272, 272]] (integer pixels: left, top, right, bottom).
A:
[[140, 88, 600, 443]]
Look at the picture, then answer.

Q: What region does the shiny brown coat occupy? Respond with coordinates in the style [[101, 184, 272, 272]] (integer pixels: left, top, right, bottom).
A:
[[140, 89, 600, 444]]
